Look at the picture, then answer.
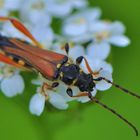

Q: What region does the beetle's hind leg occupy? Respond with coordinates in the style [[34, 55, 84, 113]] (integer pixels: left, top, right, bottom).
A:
[[41, 82, 59, 94], [66, 89, 89, 98]]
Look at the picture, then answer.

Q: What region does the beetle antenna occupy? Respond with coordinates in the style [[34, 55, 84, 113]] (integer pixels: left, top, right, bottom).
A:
[[91, 97, 138, 136], [64, 43, 69, 55], [94, 77, 140, 100]]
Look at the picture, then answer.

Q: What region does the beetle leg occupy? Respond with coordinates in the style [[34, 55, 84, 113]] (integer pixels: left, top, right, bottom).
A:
[[66, 87, 73, 97], [92, 68, 103, 76], [82, 57, 103, 77], [0, 17, 43, 48], [42, 82, 59, 92], [51, 82, 59, 88], [67, 91, 89, 98]]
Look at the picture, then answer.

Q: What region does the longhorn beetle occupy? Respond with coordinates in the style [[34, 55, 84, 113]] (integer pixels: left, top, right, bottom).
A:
[[0, 17, 140, 136]]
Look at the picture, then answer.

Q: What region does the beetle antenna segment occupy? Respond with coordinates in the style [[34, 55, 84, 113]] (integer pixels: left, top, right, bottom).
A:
[[0, 17, 43, 48], [91, 97, 138, 136], [64, 43, 69, 55], [76, 56, 84, 65], [94, 77, 140, 100]]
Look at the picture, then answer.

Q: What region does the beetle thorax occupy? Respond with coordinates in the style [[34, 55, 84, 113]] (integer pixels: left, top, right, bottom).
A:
[[59, 63, 95, 92]]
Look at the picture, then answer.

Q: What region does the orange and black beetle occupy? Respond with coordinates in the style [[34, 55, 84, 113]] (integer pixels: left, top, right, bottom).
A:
[[0, 17, 140, 136]]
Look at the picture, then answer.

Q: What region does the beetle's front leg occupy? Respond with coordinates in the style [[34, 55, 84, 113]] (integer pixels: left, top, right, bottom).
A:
[[41, 82, 59, 93]]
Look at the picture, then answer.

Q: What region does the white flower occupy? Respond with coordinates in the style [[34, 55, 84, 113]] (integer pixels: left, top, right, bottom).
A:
[[47, 0, 88, 18], [20, 0, 51, 26], [81, 56, 113, 91], [0, 65, 24, 97], [29, 87, 69, 116], [87, 21, 130, 60], [29, 93, 46, 116], [30, 77, 69, 116], [29, 88, 69, 116], [62, 8, 101, 43]]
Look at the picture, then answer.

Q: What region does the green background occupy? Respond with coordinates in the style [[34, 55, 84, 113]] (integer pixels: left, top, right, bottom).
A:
[[1, 0, 140, 140]]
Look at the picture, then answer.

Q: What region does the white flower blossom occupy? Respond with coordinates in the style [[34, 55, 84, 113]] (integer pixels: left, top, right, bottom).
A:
[[20, 0, 51, 26], [47, 0, 88, 18], [62, 8, 101, 43], [87, 21, 130, 60], [30, 77, 70, 116], [0, 64, 24, 97]]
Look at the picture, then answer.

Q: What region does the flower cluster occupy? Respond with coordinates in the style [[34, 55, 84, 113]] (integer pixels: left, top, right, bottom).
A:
[[0, 0, 130, 116]]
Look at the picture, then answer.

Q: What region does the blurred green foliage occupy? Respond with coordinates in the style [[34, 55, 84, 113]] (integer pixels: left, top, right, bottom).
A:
[[1, 0, 140, 140]]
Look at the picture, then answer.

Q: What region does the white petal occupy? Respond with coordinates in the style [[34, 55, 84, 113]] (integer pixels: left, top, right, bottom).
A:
[[1, 74, 24, 97], [109, 21, 126, 35], [62, 7, 101, 36], [28, 11, 51, 26], [89, 21, 109, 33], [69, 45, 85, 60], [72, 0, 88, 8], [95, 70, 113, 91], [87, 42, 111, 60], [81, 8, 101, 22], [29, 93, 45, 116], [77, 89, 97, 103], [49, 92, 68, 110], [47, 1, 72, 17], [109, 35, 130, 47], [20, 0, 51, 26], [70, 33, 92, 43], [62, 22, 87, 36], [4, 0, 21, 10]]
